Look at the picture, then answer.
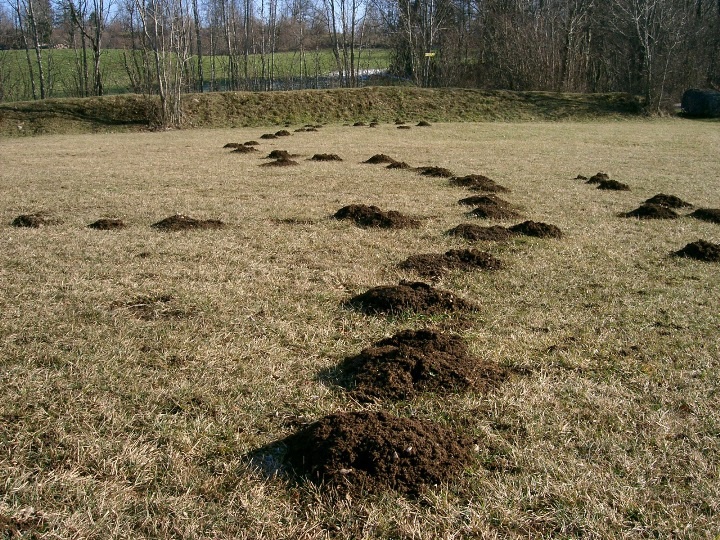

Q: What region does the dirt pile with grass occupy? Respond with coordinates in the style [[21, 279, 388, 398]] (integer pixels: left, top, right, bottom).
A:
[[689, 208, 720, 224], [674, 240, 720, 262], [310, 154, 342, 161], [88, 218, 125, 230], [282, 411, 473, 495], [645, 194, 693, 208], [151, 214, 225, 231], [447, 224, 516, 241], [399, 249, 502, 277], [450, 175, 510, 193], [509, 220, 563, 238], [349, 281, 478, 315], [416, 166, 454, 178], [458, 195, 514, 207], [334, 204, 419, 229], [336, 330, 510, 402], [597, 179, 630, 191], [363, 154, 397, 164], [468, 205, 523, 220], [11, 213, 55, 228], [622, 204, 679, 219], [585, 172, 610, 184]]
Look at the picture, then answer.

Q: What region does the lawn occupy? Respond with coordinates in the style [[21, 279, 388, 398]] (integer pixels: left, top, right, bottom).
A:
[[0, 119, 718, 538]]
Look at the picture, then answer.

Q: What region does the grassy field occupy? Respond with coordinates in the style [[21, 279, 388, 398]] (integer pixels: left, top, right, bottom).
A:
[[1, 119, 719, 538], [0, 48, 392, 102]]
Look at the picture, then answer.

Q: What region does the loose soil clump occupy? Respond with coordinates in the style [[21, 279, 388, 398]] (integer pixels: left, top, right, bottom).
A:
[[645, 194, 693, 208], [674, 240, 720, 262], [586, 172, 610, 184], [11, 213, 54, 228], [336, 329, 510, 402], [447, 223, 516, 241], [622, 204, 679, 219], [399, 249, 502, 278], [387, 161, 411, 170], [262, 157, 299, 167], [310, 153, 343, 161], [353, 121, 366, 127], [509, 220, 563, 238], [468, 205, 523, 220], [689, 208, 720, 224], [458, 195, 513, 207], [244, 141, 260, 146], [348, 280, 478, 315], [88, 218, 125, 230], [233, 145, 258, 153], [597, 179, 630, 191], [267, 150, 296, 159], [416, 121, 432, 127], [260, 133, 278, 139], [281, 411, 473, 495], [275, 130, 292, 136], [364, 154, 397, 164], [223, 143, 241, 148], [450, 175, 510, 193], [416, 166, 454, 178], [151, 214, 225, 231], [334, 204, 419, 229]]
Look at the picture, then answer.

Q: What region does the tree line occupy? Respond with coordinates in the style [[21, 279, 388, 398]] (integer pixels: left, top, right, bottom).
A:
[[1, 0, 718, 123]]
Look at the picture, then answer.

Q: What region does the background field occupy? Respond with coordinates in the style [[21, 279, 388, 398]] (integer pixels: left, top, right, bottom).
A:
[[1, 119, 719, 538]]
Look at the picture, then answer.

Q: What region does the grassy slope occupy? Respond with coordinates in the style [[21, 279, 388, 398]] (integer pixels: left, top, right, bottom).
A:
[[0, 87, 643, 137]]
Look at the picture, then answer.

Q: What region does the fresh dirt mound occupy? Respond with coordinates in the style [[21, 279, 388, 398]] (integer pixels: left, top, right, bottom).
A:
[[622, 204, 679, 219], [335, 329, 510, 402], [450, 175, 510, 193], [416, 120, 432, 127], [447, 223, 516, 241], [311, 153, 343, 161], [334, 204, 419, 229], [645, 194, 693, 208], [417, 166, 454, 178], [397, 125, 411, 130], [260, 133, 278, 139], [223, 142, 241, 148], [262, 157, 299, 167], [88, 218, 125, 230], [11, 213, 54, 228], [458, 195, 513, 207], [689, 208, 720, 224], [267, 150, 296, 159], [674, 240, 720, 262], [244, 140, 260, 146], [597, 179, 630, 191], [275, 130, 292, 136], [468, 205, 523, 220], [364, 154, 397, 164], [348, 280, 478, 315], [151, 214, 225, 231], [282, 411, 473, 495], [353, 121, 366, 126], [233, 145, 258, 153], [509, 220, 563, 238], [387, 161, 411, 169], [399, 249, 502, 278], [586, 172, 610, 184]]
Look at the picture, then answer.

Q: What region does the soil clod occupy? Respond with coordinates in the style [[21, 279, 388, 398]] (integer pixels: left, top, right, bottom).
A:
[[416, 121, 432, 127], [88, 218, 125, 230], [223, 143, 241, 148], [450, 175, 510, 193], [364, 154, 397, 164], [447, 223, 516, 241], [310, 153, 343, 161], [334, 204, 419, 229], [262, 157, 299, 167], [387, 161, 411, 170], [622, 204, 679, 219], [644, 194, 693, 208], [416, 166, 454, 178], [689, 208, 720, 224], [674, 240, 720, 262], [508, 220, 563, 238], [275, 130, 292, 136], [399, 249, 502, 278], [244, 141, 260, 146], [233, 145, 258, 153], [267, 150, 296, 159], [11, 213, 53, 228], [458, 195, 513, 207], [348, 280, 478, 315], [151, 214, 225, 231], [597, 179, 630, 191], [260, 133, 278, 139], [586, 172, 610, 184], [353, 122, 366, 127], [468, 205, 523, 220], [281, 410, 473, 495]]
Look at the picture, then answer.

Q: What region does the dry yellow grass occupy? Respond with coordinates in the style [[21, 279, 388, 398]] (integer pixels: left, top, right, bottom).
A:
[[1, 119, 719, 538]]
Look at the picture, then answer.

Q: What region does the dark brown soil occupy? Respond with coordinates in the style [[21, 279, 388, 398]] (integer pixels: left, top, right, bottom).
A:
[[674, 240, 720, 262], [335, 329, 510, 402], [333, 204, 420, 229], [509, 220, 563, 238], [88, 218, 125, 230], [458, 195, 513, 207], [447, 223, 516, 241], [416, 121, 432, 127], [243, 141, 259, 146], [223, 143, 241, 148], [364, 154, 397, 164], [267, 150, 296, 159], [644, 194, 693, 208], [586, 172, 610, 184], [399, 249, 502, 278], [468, 205, 523, 220], [151, 214, 225, 231], [233, 145, 258, 153], [397, 125, 411, 130], [275, 130, 292, 136], [310, 153, 343, 161], [11, 213, 53, 228], [348, 280, 478, 315], [597, 179, 630, 191], [450, 175, 510, 193], [282, 411, 473, 495], [416, 166, 454, 178], [387, 161, 411, 170], [689, 208, 720, 224], [261, 157, 299, 167], [260, 133, 278, 139], [353, 121, 366, 126], [622, 204, 679, 219]]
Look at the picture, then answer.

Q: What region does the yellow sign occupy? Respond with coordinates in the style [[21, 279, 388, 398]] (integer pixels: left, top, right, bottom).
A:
[[424, 52, 436, 57]]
